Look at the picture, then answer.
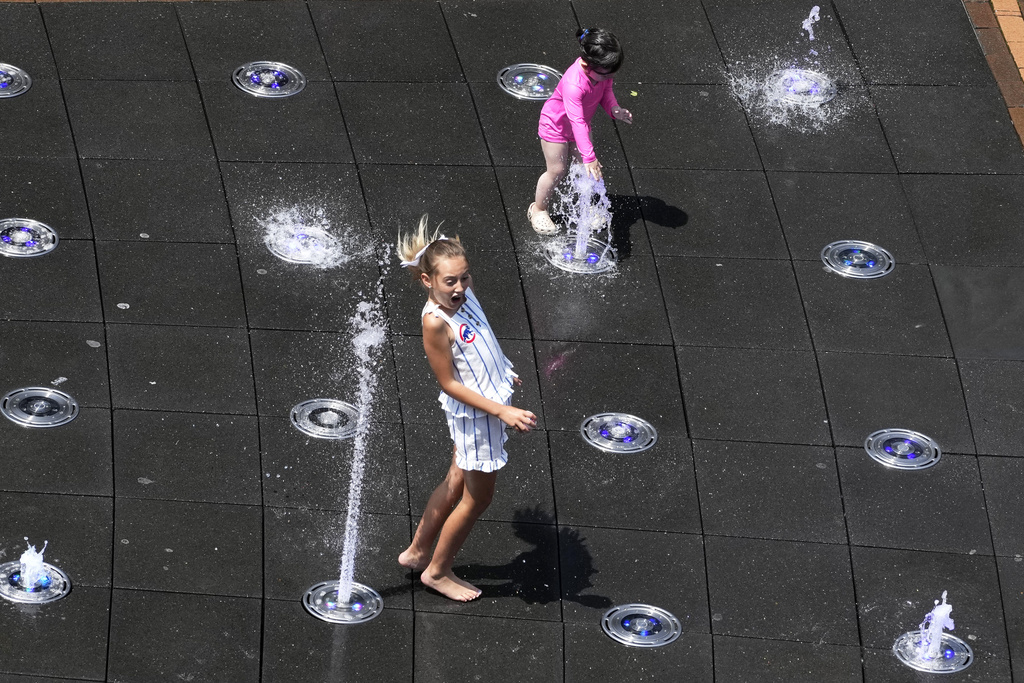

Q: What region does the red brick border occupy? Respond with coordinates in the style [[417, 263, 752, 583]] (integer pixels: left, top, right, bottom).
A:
[[967, 0, 1024, 149]]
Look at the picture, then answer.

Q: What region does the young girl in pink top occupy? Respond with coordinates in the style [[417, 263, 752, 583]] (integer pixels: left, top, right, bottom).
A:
[[529, 27, 634, 235]]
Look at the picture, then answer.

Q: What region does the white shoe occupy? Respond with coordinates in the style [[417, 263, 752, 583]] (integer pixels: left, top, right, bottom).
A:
[[528, 203, 559, 235]]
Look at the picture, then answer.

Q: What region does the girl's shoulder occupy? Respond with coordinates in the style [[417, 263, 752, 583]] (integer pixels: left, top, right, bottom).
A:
[[421, 308, 451, 336], [563, 58, 586, 81]]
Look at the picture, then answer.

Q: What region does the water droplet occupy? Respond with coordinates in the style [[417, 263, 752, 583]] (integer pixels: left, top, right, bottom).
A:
[[116, 303, 130, 310], [86, 340, 102, 348], [139, 233, 149, 239], [121, 539, 130, 545], [256, 268, 268, 275]]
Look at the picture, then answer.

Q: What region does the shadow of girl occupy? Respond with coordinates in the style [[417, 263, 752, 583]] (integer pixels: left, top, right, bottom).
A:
[[453, 507, 612, 609]]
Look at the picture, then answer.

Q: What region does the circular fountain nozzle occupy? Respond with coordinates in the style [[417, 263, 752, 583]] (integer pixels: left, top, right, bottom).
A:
[[766, 68, 837, 106], [580, 413, 658, 453], [602, 604, 681, 648], [893, 630, 973, 673], [0, 218, 58, 258], [0, 64, 32, 98], [264, 223, 339, 264], [290, 399, 360, 440], [497, 64, 563, 100], [303, 581, 383, 624], [1, 388, 79, 428], [0, 561, 71, 604], [233, 61, 306, 98], [821, 240, 894, 279], [544, 237, 617, 274], [864, 428, 941, 470]]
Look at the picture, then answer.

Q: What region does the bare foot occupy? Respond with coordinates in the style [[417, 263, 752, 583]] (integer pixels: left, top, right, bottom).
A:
[[398, 548, 429, 571], [422, 570, 482, 602]]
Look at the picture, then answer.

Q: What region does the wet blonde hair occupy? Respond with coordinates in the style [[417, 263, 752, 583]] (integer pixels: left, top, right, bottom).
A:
[[396, 214, 465, 282]]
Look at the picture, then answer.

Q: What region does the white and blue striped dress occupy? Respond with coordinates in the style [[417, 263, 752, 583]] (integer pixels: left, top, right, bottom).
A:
[[422, 287, 516, 472]]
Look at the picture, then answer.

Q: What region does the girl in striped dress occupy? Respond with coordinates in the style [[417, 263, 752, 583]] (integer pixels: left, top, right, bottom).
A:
[[396, 215, 538, 602]]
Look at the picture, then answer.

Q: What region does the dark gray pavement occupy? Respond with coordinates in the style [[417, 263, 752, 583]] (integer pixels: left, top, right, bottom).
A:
[[1, 0, 1024, 681]]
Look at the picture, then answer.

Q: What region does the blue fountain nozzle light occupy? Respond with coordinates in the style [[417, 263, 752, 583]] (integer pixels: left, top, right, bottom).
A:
[[8, 571, 52, 592]]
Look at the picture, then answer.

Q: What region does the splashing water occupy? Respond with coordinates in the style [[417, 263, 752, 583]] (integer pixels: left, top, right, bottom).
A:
[[261, 206, 370, 269], [802, 6, 820, 41], [552, 162, 615, 264], [334, 255, 390, 604], [730, 5, 845, 130], [19, 538, 48, 589], [919, 591, 956, 660]]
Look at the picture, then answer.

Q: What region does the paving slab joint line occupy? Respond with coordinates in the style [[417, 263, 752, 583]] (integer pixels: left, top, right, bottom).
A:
[[970, 1, 1024, 150]]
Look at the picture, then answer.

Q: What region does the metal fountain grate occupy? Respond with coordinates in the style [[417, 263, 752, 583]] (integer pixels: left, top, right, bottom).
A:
[[765, 68, 837, 106], [0, 219, 58, 258], [0, 561, 71, 604], [303, 581, 383, 624], [497, 64, 562, 100], [233, 61, 306, 98], [580, 413, 658, 453], [264, 224, 338, 264], [291, 399, 359, 440], [0, 64, 32, 98], [893, 631, 973, 673], [821, 240, 894, 279], [1, 388, 79, 428], [864, 428, 941, 470], [602, 604, 681, 648], [544, 237, 617, 275]]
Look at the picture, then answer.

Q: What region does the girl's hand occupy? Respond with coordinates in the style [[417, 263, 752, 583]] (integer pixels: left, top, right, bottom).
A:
[[512, 376, 523, 386], [499, 406, 538, 433], [584, 159, 603, 180], [612, 106, 633, 124]]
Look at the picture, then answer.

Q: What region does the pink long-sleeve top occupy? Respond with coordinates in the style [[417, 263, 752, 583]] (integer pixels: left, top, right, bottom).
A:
[[537, 58, 619, 163]]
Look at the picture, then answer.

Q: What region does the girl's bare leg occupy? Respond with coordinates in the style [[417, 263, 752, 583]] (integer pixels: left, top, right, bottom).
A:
[[534, 140, 570, 211], [398, 449, 463, 571], [421, 467, 497, 601]]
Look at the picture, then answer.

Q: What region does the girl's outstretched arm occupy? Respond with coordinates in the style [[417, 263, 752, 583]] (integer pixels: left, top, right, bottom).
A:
[[422, 314, 538, 432], [562, 79, 599, 164]]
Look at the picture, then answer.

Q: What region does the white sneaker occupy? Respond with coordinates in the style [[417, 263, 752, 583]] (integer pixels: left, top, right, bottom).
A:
[[528, 203, 559, 235]]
